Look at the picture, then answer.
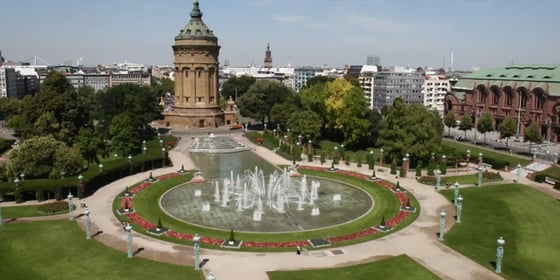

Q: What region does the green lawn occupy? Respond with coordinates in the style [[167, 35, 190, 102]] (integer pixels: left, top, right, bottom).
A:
[[420, 173, 503, 186], [267, 254, 440, 280], [441, 184, 560, 280], [2, 203, 77, 219], [0, 220, 204, 280], [442, 139, 532, 167], [121, 170, 419, 251]]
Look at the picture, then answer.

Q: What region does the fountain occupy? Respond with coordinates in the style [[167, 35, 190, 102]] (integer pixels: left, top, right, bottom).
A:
[[161, 140, 373, 233], [210, 167, 322, 220], [194, 189, 202, 197], [333, 194, 342, 201]]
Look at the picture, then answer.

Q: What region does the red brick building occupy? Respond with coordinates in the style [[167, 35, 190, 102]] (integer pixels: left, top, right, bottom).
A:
[[445, 65, 560, 143]]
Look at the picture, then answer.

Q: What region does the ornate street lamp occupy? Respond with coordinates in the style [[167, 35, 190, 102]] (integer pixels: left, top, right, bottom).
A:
[[439, 209, 447, 241], [308, 140, 312, 156], [67, 192, 74, 221], [98, 163, 104, 172], [379, 148, 384, 168], [161, 147, 167, 167], [84, 208, 91, 239], [128, 154, 133, 175], [477, 167, 483, 188], [495, 236, 506, 273], [20, 173, 25, 182], [456, 195, 463, 223], [516, 163, 522, 182], [193, 233, 201, 270], [435, 170, 441, 192], [478, 152, 483, 167], [454, 182, 460, 206], [125, 223, 133, 258]]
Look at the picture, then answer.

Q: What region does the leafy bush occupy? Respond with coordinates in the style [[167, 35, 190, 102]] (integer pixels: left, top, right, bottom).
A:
[[36, 201, 69, 213], [554, 181, 560, 190]]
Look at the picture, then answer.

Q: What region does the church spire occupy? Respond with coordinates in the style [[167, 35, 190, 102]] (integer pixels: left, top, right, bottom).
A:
[[264, 43, 273, 69]]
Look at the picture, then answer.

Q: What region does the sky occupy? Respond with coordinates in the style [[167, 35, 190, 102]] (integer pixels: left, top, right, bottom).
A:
[[1, 0, 559, 70]]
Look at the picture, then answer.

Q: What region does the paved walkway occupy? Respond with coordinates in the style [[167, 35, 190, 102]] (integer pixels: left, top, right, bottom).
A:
[[8, 132, 557, 279]]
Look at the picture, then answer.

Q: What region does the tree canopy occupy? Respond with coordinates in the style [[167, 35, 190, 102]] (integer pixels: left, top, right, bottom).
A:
[[458, 114, 473, 138], [237, 80, 292, 123], [476, 112, 494, 144], [377, 98, 443, 162], [6, 136, 83, 179], [221, 75, 256, 101], [498, 117, 516, 148]]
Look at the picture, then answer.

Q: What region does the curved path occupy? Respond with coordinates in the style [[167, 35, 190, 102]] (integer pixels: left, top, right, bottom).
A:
[[24, 132, 509, 280]]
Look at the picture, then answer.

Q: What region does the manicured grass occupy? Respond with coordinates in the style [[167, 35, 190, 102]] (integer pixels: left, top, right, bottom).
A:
[[0, 220, 204, 280], [533, 166, 560, 181], [419, 173, 503, 186], [120, 170, 419, 251], [442, 139, 531, 167], [441, 184, 560, 280], [267, 254, 440, 280], [1, 203, 77, 218]]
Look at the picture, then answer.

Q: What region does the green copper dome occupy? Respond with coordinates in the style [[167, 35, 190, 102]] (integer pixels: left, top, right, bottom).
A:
[[175, 0, 217, 41]]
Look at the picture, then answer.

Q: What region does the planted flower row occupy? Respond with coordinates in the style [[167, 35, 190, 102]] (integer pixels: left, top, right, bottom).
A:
[[123, 169, 414, 248], [121, 196, 133, 209]]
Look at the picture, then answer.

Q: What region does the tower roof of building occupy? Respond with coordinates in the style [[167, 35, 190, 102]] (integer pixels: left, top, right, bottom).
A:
[[175, 0, 217, 42], [453, 64, 560, 96]]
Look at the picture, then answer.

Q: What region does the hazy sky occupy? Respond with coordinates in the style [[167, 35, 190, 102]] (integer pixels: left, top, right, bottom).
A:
[[1, 0, 558, 70]]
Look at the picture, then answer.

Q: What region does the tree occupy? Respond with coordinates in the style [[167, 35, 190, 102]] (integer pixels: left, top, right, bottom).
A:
[[300, 83, 328, 128], [477, 112, 494, 144], [524, 121, 543, 152], [237, 80, 292, 123], [151, 77, 174, 97], [6, 136, 83, 179], [458, 114, 473, 139], [444, 111, 457, 137], [303, 76, 334, 90], [109, 113, 141, 156], [77, 127, 105, 167], [269, 94, 302, 126], [221, 75, 256, 101], [94, 84, 161, 139], [377, 99, 442, 163], [498, 117, 516, 149], [286, 111, 323, 143]]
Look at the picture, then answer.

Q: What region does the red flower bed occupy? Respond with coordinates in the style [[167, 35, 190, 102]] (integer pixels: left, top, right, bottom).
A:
[[157, 173, 180, 181], [126, 213, 156, 229], [130, 182, 152, 194], [299, 166, 328, 172], [242, 240, 310, 248], [385, 211, 409, 227], [395, 192, 408, 206], [328, 227, 378, 243]]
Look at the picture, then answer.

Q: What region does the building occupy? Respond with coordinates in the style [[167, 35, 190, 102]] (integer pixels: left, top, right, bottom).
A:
[[162, 0, 236, 128], [358, 65, 378, 110], [0, 66, 40, 98], [423, 75, 450, 117], [445, 64, 560, 143], [367, 55, 381, 66], [264, 43, 273, 69], [373, 67, 424, 109]]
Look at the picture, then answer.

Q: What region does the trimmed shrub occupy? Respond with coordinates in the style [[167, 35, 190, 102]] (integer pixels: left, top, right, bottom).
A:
[[36, 201, 69, 213], [554, 181, 560, 190], [390, 159, 397, 175], [534, 174, 546, 183], [228, 229, 235, 242]]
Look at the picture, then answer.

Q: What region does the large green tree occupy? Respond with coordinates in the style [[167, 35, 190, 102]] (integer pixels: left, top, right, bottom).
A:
[[94, 84, 161, 139], [237, 80, 292, 123], [377, 99, 443, 162], [6, 136, 83, 179], [303, 76, 334, 90], [444, 111, 457, 137], [458, 114, 473, 139], [286, 111, 322, 142], [8, 72, 91, 145], [498, 117, 517, 148], [524, 121, 543, 152], [477, 112, 494, 144], [221, 75, 256, 101], [269, 95, 302, 126]]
